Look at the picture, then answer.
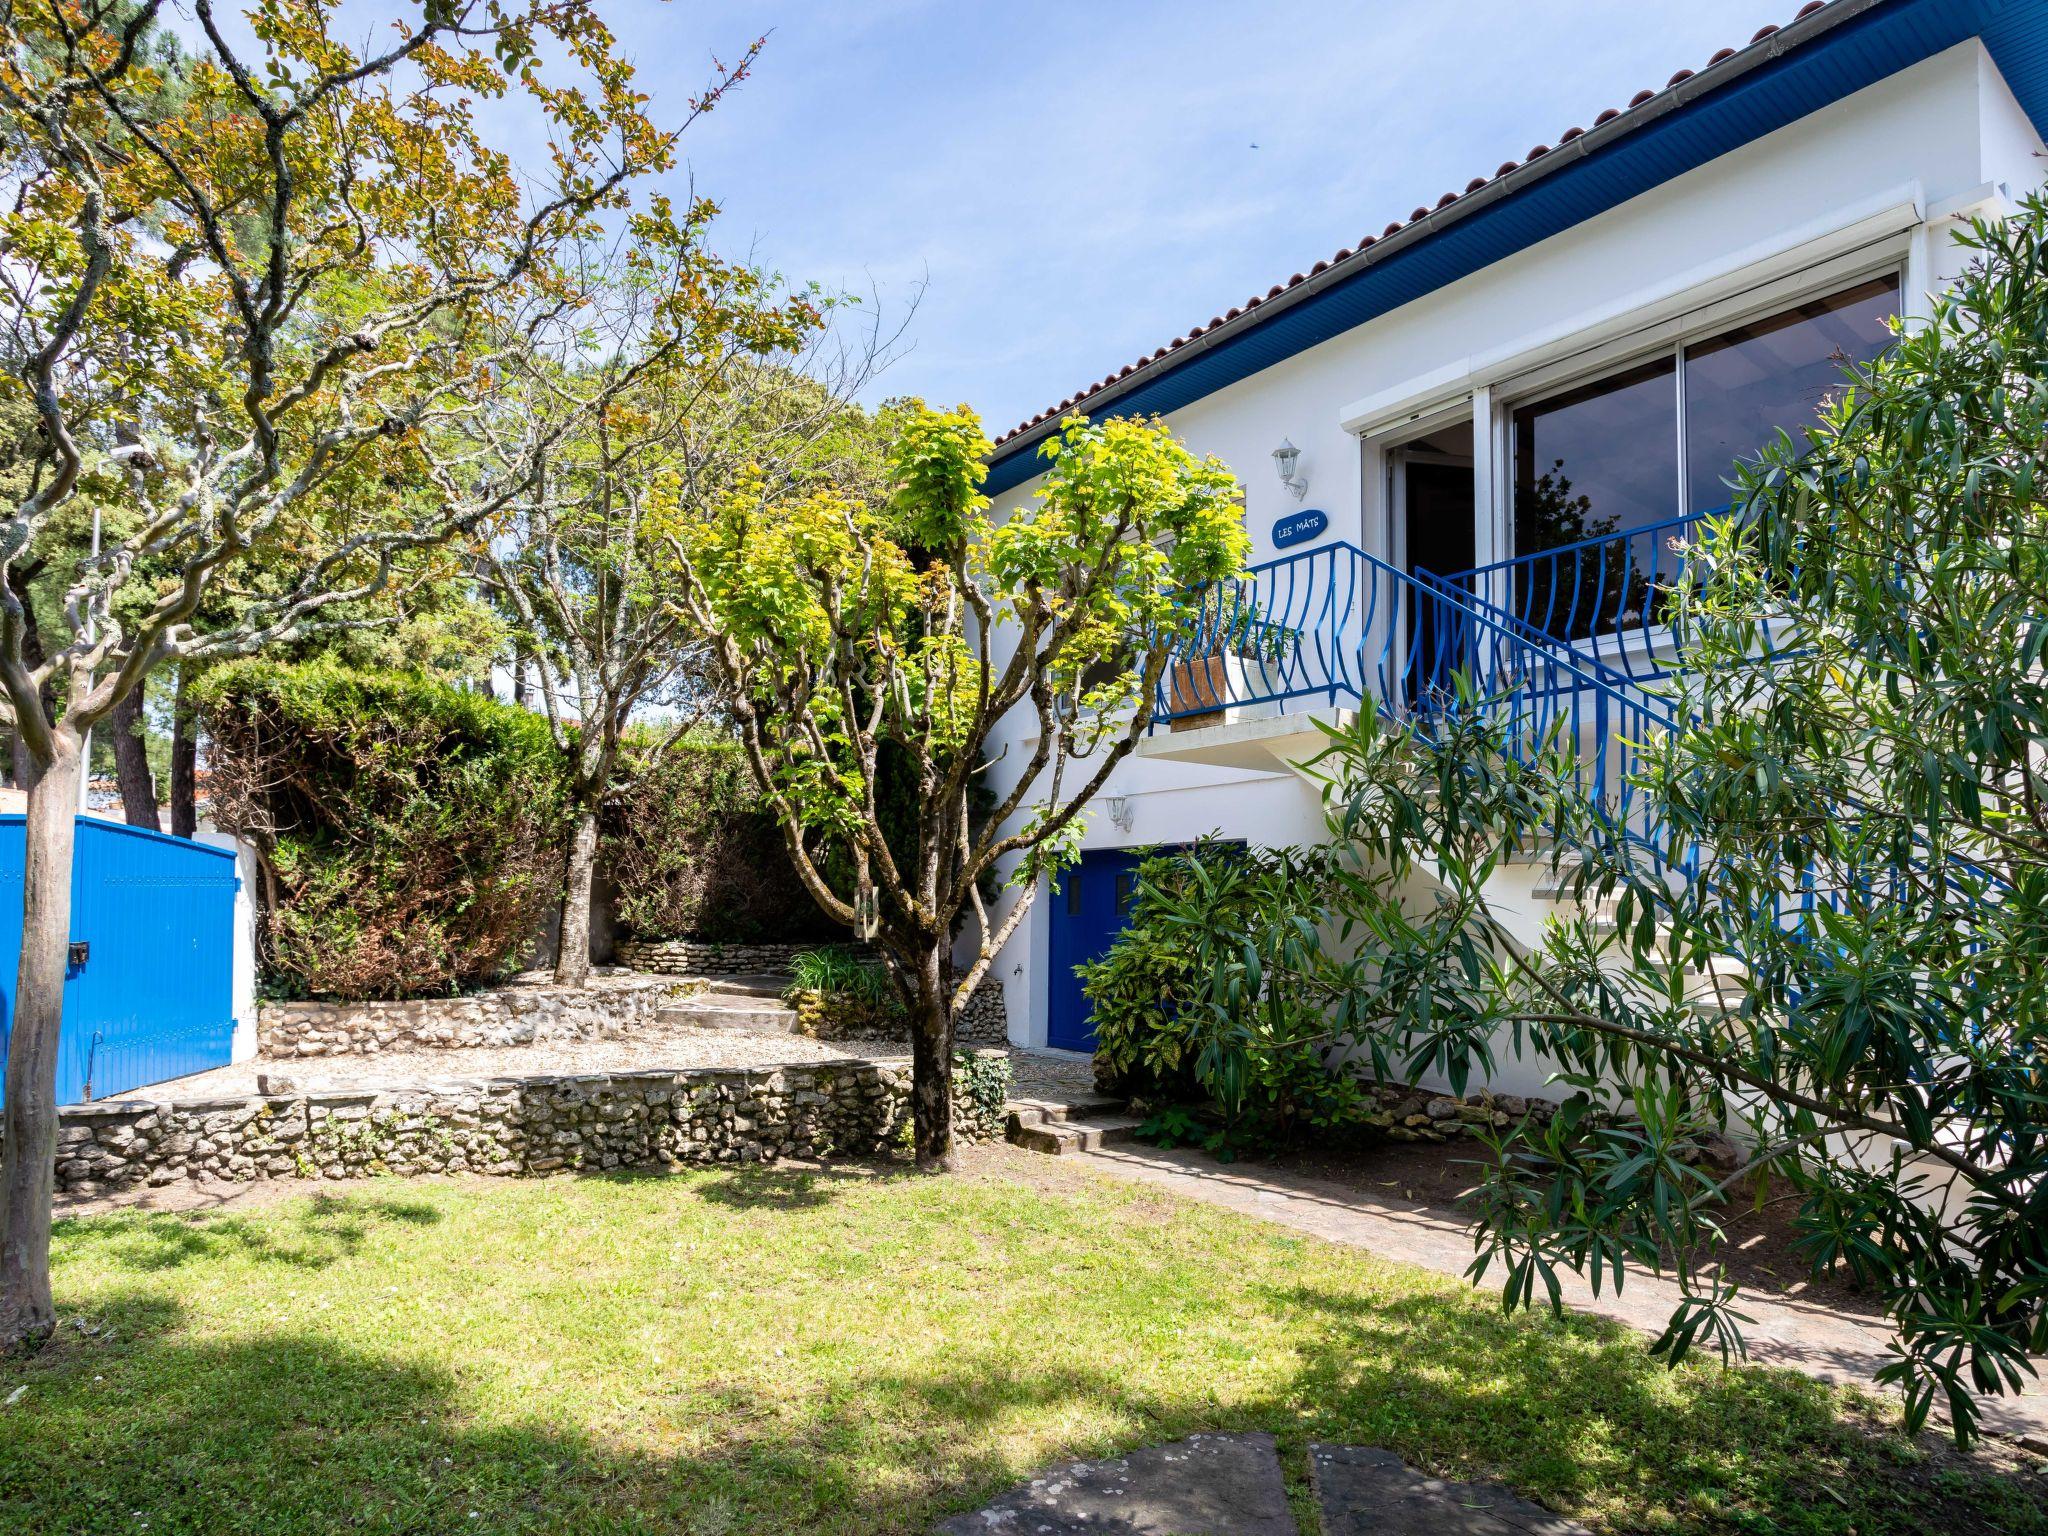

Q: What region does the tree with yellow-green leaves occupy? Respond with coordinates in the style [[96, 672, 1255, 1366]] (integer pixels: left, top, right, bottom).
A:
[[0, 0, 757, 1350], [670, 407, 1249, 1170]]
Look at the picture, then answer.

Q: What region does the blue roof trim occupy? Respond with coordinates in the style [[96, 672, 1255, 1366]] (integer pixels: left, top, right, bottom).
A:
[[986, 0, 2039, 498]]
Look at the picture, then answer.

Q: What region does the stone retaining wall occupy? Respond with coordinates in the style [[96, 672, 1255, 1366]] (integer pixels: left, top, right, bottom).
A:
[[34, 1050, 1012, 1196], [613, 938, 836, 976], [258, 972, 677, 1059], [1366, 1083, 1560, 1142], [793, 978, 1010, 1046]]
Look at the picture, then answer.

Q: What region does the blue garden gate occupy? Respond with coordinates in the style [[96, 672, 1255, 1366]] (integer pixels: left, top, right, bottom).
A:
[[0, 816, 239, 1106]]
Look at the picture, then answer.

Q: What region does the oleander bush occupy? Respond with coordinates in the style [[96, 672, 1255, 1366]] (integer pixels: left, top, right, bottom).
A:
[[200, 659, 572, 1000], [1083, 838, 1382, 1144]]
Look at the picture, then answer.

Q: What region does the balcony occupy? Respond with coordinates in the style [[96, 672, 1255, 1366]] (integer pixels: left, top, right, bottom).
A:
[[1142, 530, 1688, 856]]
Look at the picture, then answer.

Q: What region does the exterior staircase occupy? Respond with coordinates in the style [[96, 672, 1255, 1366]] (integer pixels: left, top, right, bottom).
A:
[[655, 973, 801, 1033], [1005, 1095, 1142, 1155]]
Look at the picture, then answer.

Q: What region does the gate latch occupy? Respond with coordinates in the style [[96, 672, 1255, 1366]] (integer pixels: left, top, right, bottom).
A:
[[67, 940, 88, 971]]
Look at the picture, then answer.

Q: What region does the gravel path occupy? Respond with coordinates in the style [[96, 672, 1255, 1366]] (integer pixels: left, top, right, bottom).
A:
[[111, 1023, 910, 1102]]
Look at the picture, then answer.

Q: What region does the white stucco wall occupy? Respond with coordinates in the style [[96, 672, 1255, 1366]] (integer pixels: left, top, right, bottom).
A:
[[975, 40, 2047, 1069]]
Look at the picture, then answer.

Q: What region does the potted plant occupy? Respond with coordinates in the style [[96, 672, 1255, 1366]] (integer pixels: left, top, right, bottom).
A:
[[1165, 588, 1300, 731]]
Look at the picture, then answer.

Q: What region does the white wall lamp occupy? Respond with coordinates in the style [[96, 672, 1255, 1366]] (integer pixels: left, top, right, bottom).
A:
[[1272, 438, 1308, 500], [1104, 794, 1135, 834]]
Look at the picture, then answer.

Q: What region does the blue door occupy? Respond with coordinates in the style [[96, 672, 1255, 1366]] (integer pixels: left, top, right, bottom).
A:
[[1046, 849, 1147, 1053], [0, 816, 239, 1105]]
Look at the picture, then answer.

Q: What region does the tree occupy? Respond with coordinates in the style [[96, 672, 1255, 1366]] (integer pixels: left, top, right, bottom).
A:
[[1146, 201, 2048, 1444], [477, 253, 901, 984], [670, 406, 1248, 1169], [0, 0, 747, 1350]]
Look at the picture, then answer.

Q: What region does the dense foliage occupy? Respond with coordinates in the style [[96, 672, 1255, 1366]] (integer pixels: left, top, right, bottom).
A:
[[200, 661, 570, 1001], [599, 737, 836, 945], [1145, 203, 2048, 1443], [1085, 841, 1380, 1144]]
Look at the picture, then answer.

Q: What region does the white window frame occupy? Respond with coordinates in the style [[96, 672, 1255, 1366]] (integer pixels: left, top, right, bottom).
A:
[[1465, 244, 1910, 664]]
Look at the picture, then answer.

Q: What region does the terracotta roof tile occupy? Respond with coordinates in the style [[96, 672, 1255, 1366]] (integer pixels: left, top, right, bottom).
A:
[[993, 3, 1852, 450]]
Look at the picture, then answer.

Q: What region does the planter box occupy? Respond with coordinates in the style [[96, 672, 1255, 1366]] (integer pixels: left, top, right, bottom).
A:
[[1165, 652, 1283, 732]]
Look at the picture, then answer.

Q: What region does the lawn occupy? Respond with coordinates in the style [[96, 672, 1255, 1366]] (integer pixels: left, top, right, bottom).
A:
[[2, 1151, 2041, 1536]]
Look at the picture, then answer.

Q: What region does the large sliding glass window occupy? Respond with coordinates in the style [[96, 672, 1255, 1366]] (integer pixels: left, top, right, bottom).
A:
[[1513, 357, 1677, 556], [1505, 272, 1899, 643], [1681, 275, 1897, 516]]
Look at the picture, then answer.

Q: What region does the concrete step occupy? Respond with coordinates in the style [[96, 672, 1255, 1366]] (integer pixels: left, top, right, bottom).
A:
[[1008, 1113, 1144, 1156], [657, 1001, 800, 1034], [686, 973, 791, 1000]]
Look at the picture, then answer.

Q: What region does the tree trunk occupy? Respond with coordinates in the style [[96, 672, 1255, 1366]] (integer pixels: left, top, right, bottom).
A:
[[553, 805, 599, 986], [169, 668, 196, 838], [0, 731, 83, 1351], [908, 943, 957, 1173], [109, 678, 160, 832]]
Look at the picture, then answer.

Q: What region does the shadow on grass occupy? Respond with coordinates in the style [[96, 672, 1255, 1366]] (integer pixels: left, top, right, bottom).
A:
[[48, 1192, 440, 1275], [682, 1161, 898, 1213], [15, 1188, 2046, 1536], [0, 1292, 1047, 1536]]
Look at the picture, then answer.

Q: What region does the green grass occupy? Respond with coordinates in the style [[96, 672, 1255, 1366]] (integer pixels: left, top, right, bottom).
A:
[[2, 1156, 2041, 1535]]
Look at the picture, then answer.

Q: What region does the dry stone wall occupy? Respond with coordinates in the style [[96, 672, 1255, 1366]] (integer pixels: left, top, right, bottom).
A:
[[613, 938, 828, 976], [789, 978, 1010, 1046], [258, 972, 677, 1058], [1366, 1083, 1560, 1142], [34, 1050, 1011, 1196]]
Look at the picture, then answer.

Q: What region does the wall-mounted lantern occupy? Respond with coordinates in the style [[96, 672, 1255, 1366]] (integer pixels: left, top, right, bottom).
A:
[[1272, 438, 1308, 500]]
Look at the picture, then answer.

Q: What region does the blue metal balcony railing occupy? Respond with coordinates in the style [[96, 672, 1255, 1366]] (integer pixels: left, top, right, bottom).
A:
[[1151, 530, 1696, 869], [1432, 508, 1722, 685], [1154, 541, 1473, 726], [1148, 517, 1992, 952]]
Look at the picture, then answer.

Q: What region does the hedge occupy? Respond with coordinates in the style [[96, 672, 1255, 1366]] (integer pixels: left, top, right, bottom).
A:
[[599, 735, 838, 945], [199, 659, 571, 1001]]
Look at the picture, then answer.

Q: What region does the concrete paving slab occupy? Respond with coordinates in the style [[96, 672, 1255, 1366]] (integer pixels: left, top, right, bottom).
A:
[[1310, 1443, 1590, 1535], [933, 1430, 1294, 1535]]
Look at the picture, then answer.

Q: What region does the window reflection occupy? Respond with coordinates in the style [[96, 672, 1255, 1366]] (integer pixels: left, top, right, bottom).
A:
[[1513, 356, 1677, 554], [1682, 275, 1898, 516], [1502, 274, 1901, 645], [1511, 359, 1677, 641]]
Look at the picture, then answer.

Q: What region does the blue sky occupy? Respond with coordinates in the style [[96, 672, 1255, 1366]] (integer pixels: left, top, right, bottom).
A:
[[577, 2, 1798, 430]]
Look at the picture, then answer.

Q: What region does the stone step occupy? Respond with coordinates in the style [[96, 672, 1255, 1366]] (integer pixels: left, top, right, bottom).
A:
[[1007, 1113, 1143, 1156], [689, 988, 797, 1010], [1310, 1443, 1590, 1534], [934, 1431, 1294, 1535], [686, 972, 792, 1000], [656, 1001, 800, 1034], [1005, 1096, 1124, 1131]]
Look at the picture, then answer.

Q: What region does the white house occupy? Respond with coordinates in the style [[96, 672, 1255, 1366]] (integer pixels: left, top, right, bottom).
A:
[[973, 0, 2048, 1089]]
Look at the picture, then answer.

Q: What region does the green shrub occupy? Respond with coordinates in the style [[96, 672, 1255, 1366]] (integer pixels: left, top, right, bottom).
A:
[[784, 946, 905, 1037], [785, 946, 895, 1008], [199, 659, 571, 1000], [598, 735, 841, 944], [1082, 839, 1383, 1144]]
